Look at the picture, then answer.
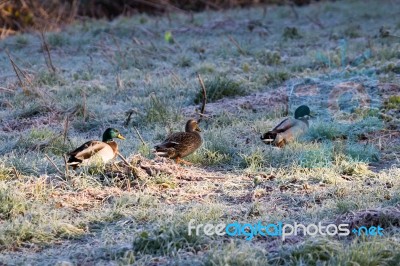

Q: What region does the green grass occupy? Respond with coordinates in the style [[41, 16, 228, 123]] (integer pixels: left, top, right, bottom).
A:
[[275, 238, 400, 266], [0, 184, 26, 220], [385, 95, 400, 109], [193, 76, 246, 104]]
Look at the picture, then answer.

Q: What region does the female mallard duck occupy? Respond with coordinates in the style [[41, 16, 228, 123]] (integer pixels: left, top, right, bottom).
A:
[[261, 105, 311, 147], [154, 119, 202, 164], [67, 128, 125, 169]]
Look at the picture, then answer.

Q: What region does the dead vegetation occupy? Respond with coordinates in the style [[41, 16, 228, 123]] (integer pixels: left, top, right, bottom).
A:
[[335, 205, 400, 228], [0, 0, 320, 39]]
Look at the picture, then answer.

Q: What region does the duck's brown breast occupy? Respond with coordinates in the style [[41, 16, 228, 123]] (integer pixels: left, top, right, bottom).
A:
[[107, 141, 118, 158]]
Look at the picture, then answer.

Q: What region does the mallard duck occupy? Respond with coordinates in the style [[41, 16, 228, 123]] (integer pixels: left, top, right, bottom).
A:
[[154, 119, 202, 164], [67, 128, 125, 169], [261, 105, 311, 147]]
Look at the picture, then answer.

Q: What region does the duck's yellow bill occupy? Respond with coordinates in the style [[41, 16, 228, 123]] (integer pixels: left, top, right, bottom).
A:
[[117, 134, 126, 140]]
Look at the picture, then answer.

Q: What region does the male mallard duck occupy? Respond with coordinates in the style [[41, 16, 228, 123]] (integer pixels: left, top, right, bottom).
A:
[[154, 119, 202, 164], [261, 105, 311, 147], [67, 128, 125, 169]]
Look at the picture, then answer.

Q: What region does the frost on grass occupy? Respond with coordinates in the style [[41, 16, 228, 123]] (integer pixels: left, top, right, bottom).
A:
[[0, 0, 400, 264]]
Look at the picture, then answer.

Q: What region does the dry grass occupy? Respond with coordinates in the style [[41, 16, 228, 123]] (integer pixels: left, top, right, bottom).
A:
[[0, 0, 314, 39]]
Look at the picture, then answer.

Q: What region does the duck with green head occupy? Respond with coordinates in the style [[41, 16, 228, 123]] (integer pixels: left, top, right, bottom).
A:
[[154, 119, 202, 165], [67, 128, 125, 169], [261, 105, 312, 147]]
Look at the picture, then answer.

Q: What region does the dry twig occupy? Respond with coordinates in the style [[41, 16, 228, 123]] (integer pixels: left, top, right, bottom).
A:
[[117, 152, 132, 167], [289, 4, 299, 19], [125, 110, 134, 126], [133, 126, 146, 146], [63, 154, 69, 177], [196, 73, 207, 123], [227, 35, 246, 55], [40, 31, 56, 73], [5, 49, 33, 93], [305, 14, 324, 29], [63, 116, 70, 144], [45, 154, 64, 176]]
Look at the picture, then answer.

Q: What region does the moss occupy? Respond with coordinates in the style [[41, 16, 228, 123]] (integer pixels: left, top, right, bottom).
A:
[[0, 185, 26, 220], [47, 33, 70, 47], [343, 25, 361, 38], [133, 224, 202, 256], [257, 50, 281, 66], [283, 27, 301, 39], [384, 95, 400, 110]]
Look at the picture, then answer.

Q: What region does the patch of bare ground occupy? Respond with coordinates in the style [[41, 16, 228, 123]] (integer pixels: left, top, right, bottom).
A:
[[332, 205, 400, 230], [360, 130, 400, 171], [1, 113, 60, 132], [182, 87, 288, 117], [110, 154, 232, 181]]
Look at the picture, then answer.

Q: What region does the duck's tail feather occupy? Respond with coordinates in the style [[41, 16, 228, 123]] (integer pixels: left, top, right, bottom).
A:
[[154, 151, 169, 157], [66, 155, 82, 170], [260, 131, 277, 145], [153, 146, 170, 157]]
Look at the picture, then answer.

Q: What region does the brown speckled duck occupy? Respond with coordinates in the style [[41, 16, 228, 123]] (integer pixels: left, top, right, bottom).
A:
[[154, 119, 202, 164], [67, 128, 125, 169], [261, 105, 311, 147]]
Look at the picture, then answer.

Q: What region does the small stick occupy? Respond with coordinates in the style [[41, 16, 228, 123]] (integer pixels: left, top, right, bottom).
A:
[[203, 176, 226, 180], [5, 49, 25, 89], [189, 11, 194, 23], [124, 110, 134, 126], [110, 34, 127, 68], [0, 87, 15, 93], [196, 73, 207, 123], [12, 166, 20, 179], [227, 35, 246, 55], [116, 73, 123, 90], [117, 152, 132, 167], [117, 153, 144, 180], [112, 161, 123, 172], [170, 71, 184, 85], [305, 14, 324, 29], [40, 31, 56, 73], [63, 116, 70, 144], [167, 11, 172, 26], [82, 91, 87, 121], [126, 177, 131, 191], [133, 126, 146, 146], [5, 51, 34, 94], [289, 4, 299, 20], [45, 154, 64, 176], [63, 154, 69, 177], [379, 112, 400, 123]]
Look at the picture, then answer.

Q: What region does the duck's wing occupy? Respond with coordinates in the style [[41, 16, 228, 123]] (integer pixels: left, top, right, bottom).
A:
[[261, 117, 294, 143], [155, 132, 195, 149], [274, 119, 309, 146], [68, 140, 110, 160], [271, 117, 297, 133], [154, 132, 183, 158], [154, 132, 202, 158]]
